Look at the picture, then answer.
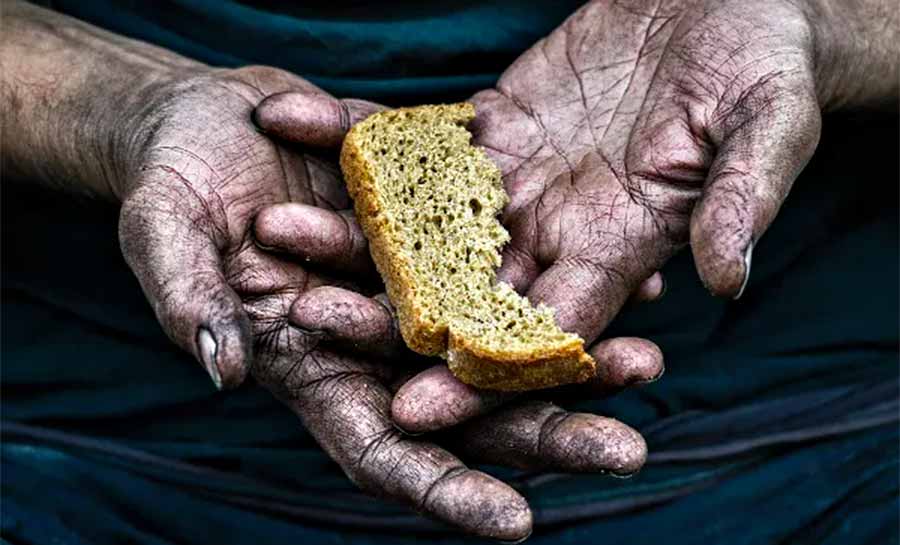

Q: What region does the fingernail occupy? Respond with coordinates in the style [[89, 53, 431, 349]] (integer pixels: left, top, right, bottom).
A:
[[197, 328, 222, 390], [391, 419, 425, 437], [253, 239, 279, 253], [250, 107, 267, 134], [498, 529, 533, 545], [733, 240, 754, 300], [656, 274, 667, 301], [636, 365, 665, 385]]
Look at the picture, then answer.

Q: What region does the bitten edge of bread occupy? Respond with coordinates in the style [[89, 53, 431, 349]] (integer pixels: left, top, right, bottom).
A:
[[447, 332, 596, 391]]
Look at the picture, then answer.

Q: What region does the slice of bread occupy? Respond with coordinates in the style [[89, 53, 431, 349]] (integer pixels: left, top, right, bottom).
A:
[[340, 103, 595, 391]]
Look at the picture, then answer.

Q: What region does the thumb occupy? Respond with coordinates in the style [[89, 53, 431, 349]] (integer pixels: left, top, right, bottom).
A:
[[119, 177, 251, 390], [252, 91, 384, 148], [691, 85, 821, 298]]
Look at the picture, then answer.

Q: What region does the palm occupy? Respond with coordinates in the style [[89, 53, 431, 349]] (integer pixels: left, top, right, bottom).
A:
[[470, 0, 820, 343]]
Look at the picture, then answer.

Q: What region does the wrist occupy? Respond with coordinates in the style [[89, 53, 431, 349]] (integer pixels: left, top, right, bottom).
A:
[[805, 0, 899, 111], [0, 1, 209, 200]]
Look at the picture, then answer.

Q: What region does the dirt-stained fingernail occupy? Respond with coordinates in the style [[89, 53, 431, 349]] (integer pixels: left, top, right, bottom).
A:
[[391, 419, 424, 437], [734, 240, 754, 300], [635, 364, 665, 385], [657, 274, 667, 301], [499, 529, 533, 545], [197, 327, 222, 390], [250, 107, 267, 134]]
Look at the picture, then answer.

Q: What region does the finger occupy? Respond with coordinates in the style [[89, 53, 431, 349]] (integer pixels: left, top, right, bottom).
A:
[[288, 287, 403, 356], [254, 203, 372, 275], [391, 337, 661, 433], [392, 365, 515, 434], [506, 255, 663, 308], [119, 180, 251, 390], [525, 255, 638, 344], [262, 341, 532, 541], [630, 271, 666, 303], [496, 201, 543, 294], [692, 84, 821, 298], [454, 400, 647, 476], [585, 337, 664, 395], [496, 242, 541, 294], [253, 92, 384, 148]]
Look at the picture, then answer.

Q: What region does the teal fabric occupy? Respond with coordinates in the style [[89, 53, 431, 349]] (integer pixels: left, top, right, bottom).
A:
[[3, 2, 899, 544], [44, 0, 586, 104]]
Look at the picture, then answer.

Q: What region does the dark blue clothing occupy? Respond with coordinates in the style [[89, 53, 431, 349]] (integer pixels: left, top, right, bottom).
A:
[[3, 2, 898, 544]]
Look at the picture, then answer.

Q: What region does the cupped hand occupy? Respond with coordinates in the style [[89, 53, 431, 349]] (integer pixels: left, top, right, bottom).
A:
[[117, 65, 383, 387], [474, 0, 824, 338], [394, 0, 827, 431]]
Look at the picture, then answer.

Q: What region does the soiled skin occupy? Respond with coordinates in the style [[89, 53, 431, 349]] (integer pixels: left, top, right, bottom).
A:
[[249, 0, 899, 496], [1, 2, 669, 540], [382, 0, 899, 431]]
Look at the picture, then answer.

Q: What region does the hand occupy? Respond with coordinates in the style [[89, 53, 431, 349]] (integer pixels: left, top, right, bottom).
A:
[[389, 0, 900, 432], [115, 66, 379, 386], [470, 0, 826, 338], [470, 0, 896, 334], [118, 65, 554, 538]]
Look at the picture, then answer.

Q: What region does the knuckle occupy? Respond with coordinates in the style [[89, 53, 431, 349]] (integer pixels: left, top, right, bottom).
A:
[[417, 465, 469, 511], [535, 405, 569, 458], [233, 64, 286, 82], [348, 429, 406, 494]]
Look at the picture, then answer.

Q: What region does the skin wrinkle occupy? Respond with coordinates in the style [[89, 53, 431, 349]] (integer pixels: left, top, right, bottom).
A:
[[418, 465, 469, 512], [307, 158, 350, 209], [352, 427, 402, 484], [229, 258, 312, 299], [563, 22, 599, 150], [298, 150, 318, 206], [140, 164, 231, 247], [536, 408, 573, 462], [596, 0, 665, 146]]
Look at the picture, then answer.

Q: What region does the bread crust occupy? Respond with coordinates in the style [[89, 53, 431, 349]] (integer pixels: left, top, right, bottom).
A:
[[447, 331, 595, 391], [340, 103, 596, 391]]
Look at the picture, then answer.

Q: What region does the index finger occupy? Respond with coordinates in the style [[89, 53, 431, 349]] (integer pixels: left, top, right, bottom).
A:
[[253, 92, 384, 148], [248, 311, 532, 541]]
